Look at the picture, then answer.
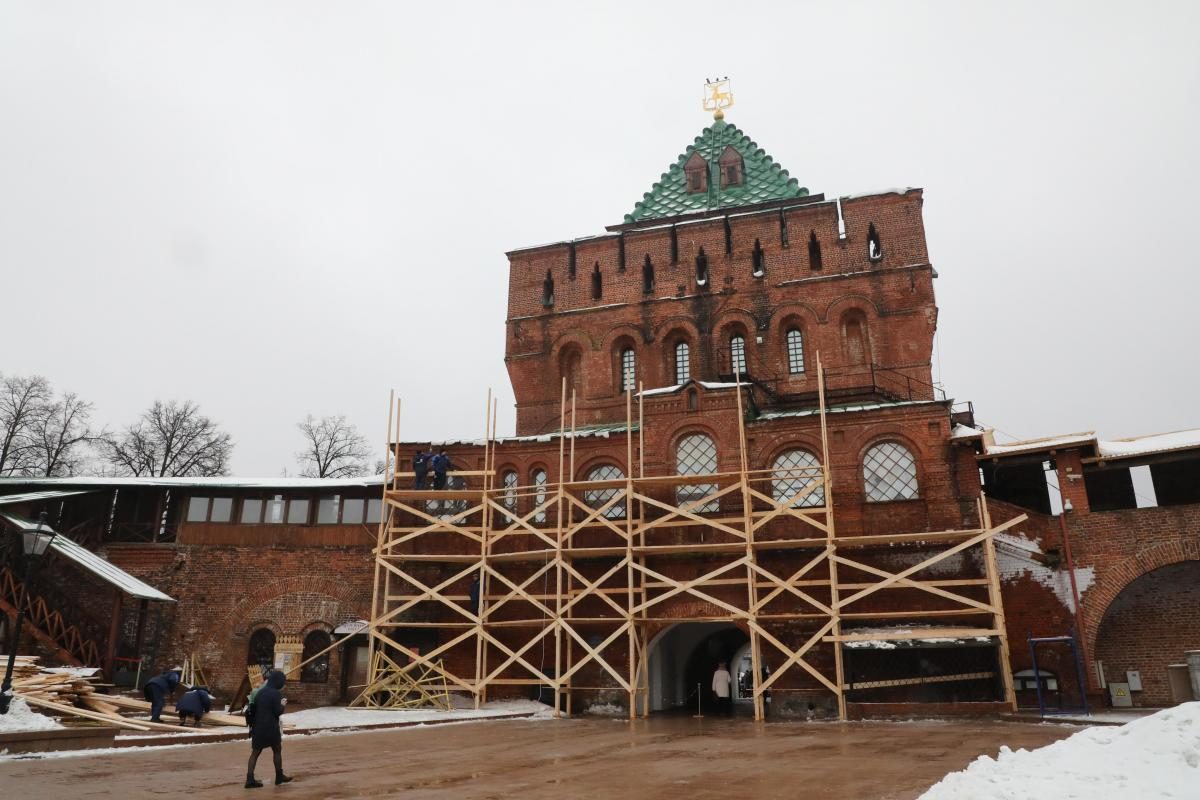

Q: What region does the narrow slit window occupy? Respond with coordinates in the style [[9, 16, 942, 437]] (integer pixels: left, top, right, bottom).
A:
[[779, 210, 789, 248], [568, 243, 576, 279], [751, 239, 765, 277], [643, 254, 655, 294], [695, 247, 708, 286], [730, 335, 746, 375], [868, 223, 883, 262], [618, 235, 626, 271], [786, 328, 806, 374], [533, 469, 548, 524], [675, 342, 691, 383], [670, 226, 679, 264], [591, 263, 602, 300], [542, 270, 554, 307], [620, 347, 636, 392], [724, 217, 733, 256], [809, 231, 823, 270]]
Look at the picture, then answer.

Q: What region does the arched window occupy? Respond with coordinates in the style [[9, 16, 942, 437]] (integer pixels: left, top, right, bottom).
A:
[[863, 441, 919, 502], [674, 341, 691, 384], [695, 247, 709, 286], [751, 239, 765, 277], [542, 270, 554, 307], [300, 629, 331, 683], [591, 263, 602, 300], [676, 433, 718, 512], [684, 152, 708, 193], [730, 335, 746, 376], [786, 329, 806, 374], [620, 347, 636, 393], [532, 469, 548, 524], [809, 231, 823, 271], [247, 628, 275, 671], [643, 254, 655, 294], [502, 470, 518, 523], [843, 311, 869, 366], [868, 223, 883, 262], [583, 464, 626, 519], [772, 450, 824, 508]]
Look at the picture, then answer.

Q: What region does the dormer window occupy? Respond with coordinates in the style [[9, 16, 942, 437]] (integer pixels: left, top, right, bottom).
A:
[[718, 145, 744, 188], [684, 152, 708, 194]]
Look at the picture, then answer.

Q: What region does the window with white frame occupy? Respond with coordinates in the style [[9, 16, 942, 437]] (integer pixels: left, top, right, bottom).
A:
[[730, 335, 746, 375], [583, 464, 626, 519], [786, 329, 805, 374], [621, 348, 636, 393], [772, 450, 824, 507], [675, 341, 691, 383], [533, 469, 548, 524], [675, 433, 718, 512], [863, 441, 919, 502]]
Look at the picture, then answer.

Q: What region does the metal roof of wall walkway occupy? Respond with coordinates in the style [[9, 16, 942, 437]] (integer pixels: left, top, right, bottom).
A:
[[0, 511, 174, 602], [0, 489, 98, 506]]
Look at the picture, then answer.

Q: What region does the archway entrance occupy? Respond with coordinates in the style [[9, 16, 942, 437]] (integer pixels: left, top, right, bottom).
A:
[[644, 622, 749, 715], [1094, 560, 1200, 707]]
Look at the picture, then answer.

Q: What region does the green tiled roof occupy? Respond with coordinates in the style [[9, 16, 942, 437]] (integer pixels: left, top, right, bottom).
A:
[[625, 119, 808, 223]]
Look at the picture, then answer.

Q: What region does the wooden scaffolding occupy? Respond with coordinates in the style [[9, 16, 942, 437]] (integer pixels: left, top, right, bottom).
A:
[[364, 359, 1025, 720]]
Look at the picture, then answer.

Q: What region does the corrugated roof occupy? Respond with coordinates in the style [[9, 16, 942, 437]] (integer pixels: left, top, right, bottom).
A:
[[0, 512, 174, 602], [625, 119, 808, 223], [0, 489, 97, 506], [1096, 429, 1200, 460]]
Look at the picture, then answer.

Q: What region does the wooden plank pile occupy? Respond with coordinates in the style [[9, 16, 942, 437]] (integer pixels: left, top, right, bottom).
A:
[[8, 656, 256, 733]]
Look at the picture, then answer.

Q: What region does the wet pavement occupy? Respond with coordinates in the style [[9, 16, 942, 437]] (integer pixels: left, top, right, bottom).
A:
[[0, 715, 1081, 799]]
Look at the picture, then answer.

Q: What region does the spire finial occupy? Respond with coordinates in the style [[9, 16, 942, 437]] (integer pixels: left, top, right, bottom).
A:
[[703, 77, 733, 121]]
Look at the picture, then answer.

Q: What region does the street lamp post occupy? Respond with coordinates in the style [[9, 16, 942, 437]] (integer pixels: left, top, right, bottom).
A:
[[0, 512, 58, 715]]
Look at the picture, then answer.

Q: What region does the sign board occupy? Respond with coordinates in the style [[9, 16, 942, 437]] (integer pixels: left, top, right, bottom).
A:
[[1108, 681, 1133, 708], [1126, 670, 1143, 691], [274, 635, 304, 680]]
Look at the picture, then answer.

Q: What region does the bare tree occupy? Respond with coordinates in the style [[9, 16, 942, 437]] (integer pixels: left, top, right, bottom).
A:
[[104, 400, 233, 477], [29, 392, 100, 477], [0, 374, 53, 475], [296, 415, 371, 478]]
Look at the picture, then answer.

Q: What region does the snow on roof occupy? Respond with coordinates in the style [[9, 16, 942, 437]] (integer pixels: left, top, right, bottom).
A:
[[432, 422, 636, 447], [1096, 428, 1200, 460], [983, 432, 1097, 457], [0, 475, 386, 490], [637, 381, 745, 398], [758, 399, 940, 421], [950, 424, 984, 441]]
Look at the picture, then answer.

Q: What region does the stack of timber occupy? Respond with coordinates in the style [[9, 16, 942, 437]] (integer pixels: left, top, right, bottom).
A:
[[8, 656, 257, 733]]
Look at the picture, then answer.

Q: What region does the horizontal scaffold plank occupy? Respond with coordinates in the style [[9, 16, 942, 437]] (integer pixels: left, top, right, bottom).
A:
[[826, 628, 1000, 643]]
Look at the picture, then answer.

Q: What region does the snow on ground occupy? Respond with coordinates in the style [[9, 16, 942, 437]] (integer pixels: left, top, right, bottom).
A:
[[580, 702, 625, 717], [920, 702, 1200, 799], [284, 699, 554, 729], [0, 697, 64, 732]]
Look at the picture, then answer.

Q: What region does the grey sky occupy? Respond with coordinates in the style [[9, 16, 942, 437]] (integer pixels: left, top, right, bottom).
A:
[[2, 1, 1198, 475]]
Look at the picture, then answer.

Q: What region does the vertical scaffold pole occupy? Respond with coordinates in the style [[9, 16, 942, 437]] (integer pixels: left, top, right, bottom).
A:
[[817, 355, 847, 721], [981, 496, 1018, 711], [553, 378, 567, 717]]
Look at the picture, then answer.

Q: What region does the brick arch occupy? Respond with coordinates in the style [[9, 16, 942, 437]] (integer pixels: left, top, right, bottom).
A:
[[822, 293, 881, 323], [221, 574, 365, 638], [1083, 541, 1200, 656]]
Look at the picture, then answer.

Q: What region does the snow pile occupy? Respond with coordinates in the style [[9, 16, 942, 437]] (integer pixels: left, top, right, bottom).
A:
[[0, 697, 64, 733], [284, 699, 554, 729], [920, 702, 1200, 799], [582, 702, 626, 717]]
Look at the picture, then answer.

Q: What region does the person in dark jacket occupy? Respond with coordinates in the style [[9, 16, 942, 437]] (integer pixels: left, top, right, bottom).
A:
[[468, 572, 481, 615], [432, 450, 454, 489], [413, 449, 430, 489], [176, 685, 213, 727], [245, 669, 292, 788], [142, 668, 182, 723]]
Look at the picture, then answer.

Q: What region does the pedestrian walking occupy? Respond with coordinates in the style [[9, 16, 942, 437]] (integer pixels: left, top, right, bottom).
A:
[[245, 669, 292, 788], [176, 685, 214, 727], [712, 662, 732, 717], [142, 667, 182, 723]]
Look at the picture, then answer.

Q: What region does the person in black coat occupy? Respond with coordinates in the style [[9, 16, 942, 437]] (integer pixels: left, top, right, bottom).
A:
[[175, 685, 213, 727], [245, 669, 292, 788], [413, 449, 430, 489], [142, 668, 181, 723]]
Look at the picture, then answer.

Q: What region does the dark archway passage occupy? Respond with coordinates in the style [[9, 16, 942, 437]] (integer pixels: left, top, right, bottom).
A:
[[1094, 560, 1200, 706], [645, 622, 748, 714]]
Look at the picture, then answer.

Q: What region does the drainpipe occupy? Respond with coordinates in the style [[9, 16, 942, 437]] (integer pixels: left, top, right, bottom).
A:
[[1058, 504, 1093, 691]]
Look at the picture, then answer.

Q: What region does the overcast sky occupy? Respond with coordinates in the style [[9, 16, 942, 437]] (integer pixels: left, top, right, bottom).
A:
[[2, 1, 1198, 475]]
